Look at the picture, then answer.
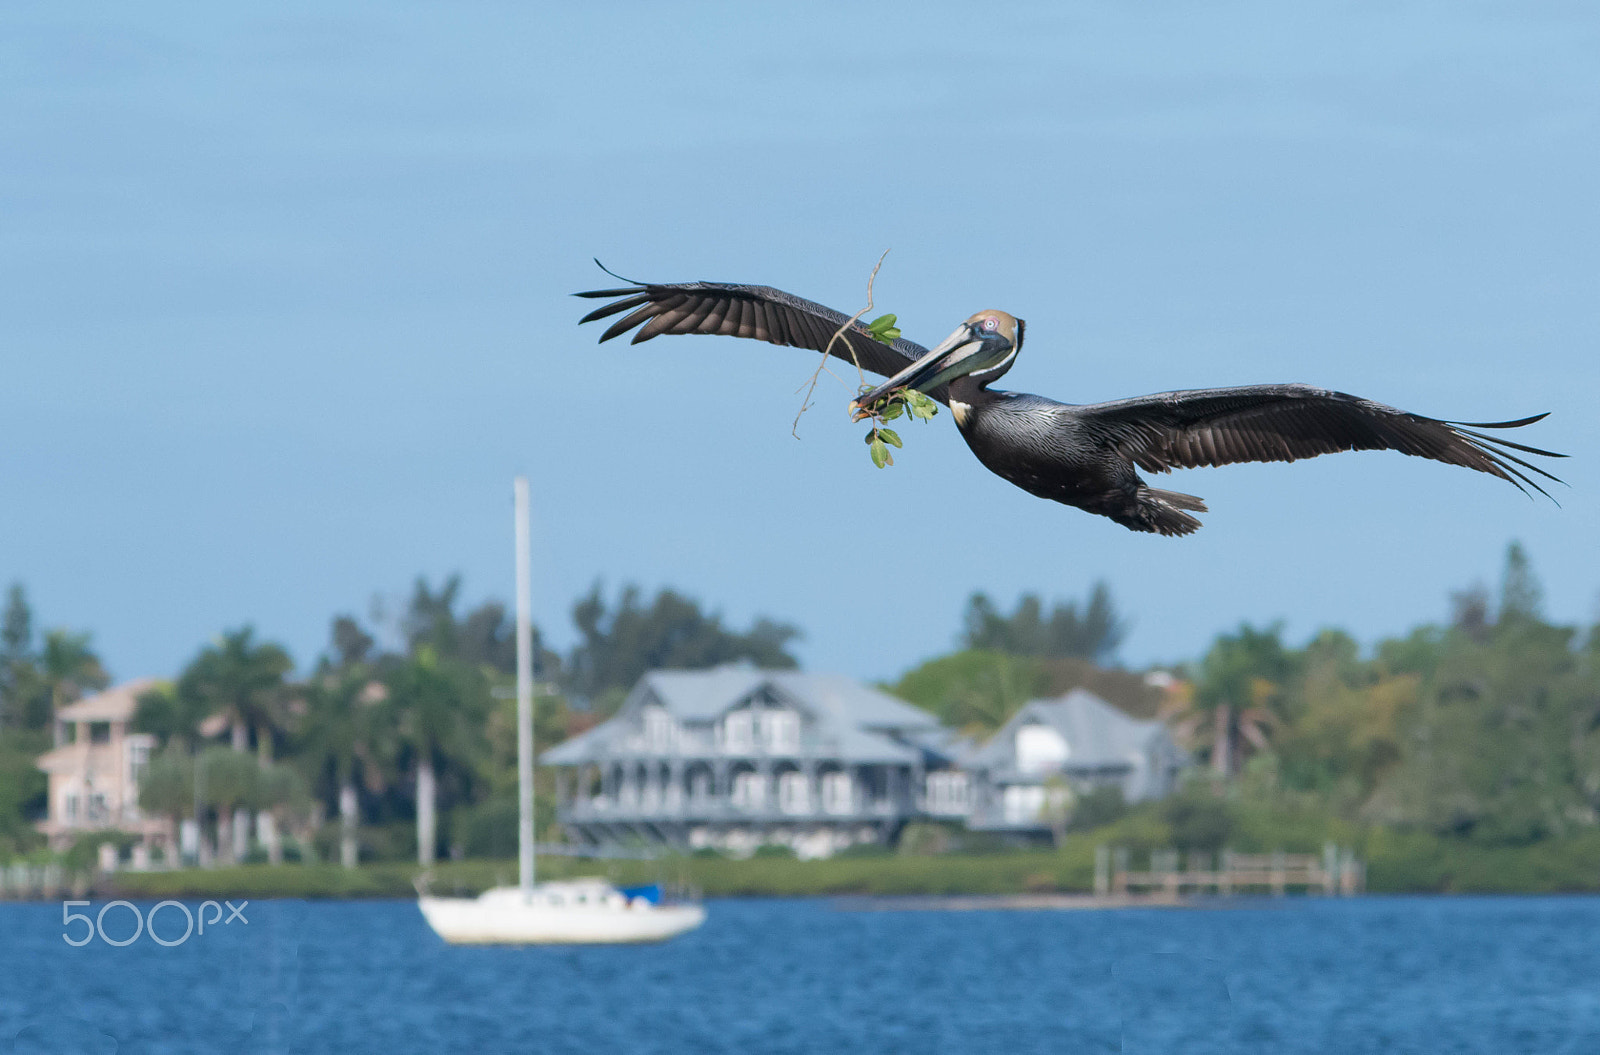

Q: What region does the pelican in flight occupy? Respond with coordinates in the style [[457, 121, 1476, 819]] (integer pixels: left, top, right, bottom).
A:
[[577, 274, 1564, 536]]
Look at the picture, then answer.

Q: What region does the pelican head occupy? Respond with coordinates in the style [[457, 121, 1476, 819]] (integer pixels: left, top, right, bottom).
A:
[[850, 310, 1025, 418]]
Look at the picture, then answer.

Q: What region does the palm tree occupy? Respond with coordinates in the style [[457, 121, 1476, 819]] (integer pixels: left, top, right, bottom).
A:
[[179, 627, 292, 762], [253, 761, 311, 865], [196, 746, 257, 865], [1181, 624, 1294, 778], [385, 647, 485, 866], [39, 629, 109, 715], [297, 667, 383, 868], [138, 748, 194, 866]]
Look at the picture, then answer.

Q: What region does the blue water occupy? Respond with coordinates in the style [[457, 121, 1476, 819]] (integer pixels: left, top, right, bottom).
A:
[[3, 896, 1599, 1053]]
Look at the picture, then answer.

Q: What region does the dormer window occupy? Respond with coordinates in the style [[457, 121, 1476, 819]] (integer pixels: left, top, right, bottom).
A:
[[723, 710, 753, 752], [1016, 723, 1070, 775], [642, 705, 674, 749], [763, 710, 799, 753]]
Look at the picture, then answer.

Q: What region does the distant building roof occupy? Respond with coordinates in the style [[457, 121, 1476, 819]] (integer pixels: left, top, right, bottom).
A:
[[632, 667, 938, 729], [540, 665, 939, 766], [968, 688, 1176, 777], [54, 679, 161, 723]]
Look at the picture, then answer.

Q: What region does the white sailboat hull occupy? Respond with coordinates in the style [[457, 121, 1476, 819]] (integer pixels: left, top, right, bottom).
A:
[[419, 884, 706, 945]]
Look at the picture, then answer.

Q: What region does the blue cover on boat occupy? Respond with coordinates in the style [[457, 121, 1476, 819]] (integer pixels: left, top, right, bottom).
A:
[[618, 883, 662, 904]]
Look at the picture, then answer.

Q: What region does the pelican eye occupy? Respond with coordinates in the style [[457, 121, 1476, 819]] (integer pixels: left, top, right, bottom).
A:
[[981, 317, 998, 332]]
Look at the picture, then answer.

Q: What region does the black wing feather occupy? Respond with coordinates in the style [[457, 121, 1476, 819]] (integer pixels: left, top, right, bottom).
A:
[[1077, 384, 1565, 499], [576, 278, 947, 403]]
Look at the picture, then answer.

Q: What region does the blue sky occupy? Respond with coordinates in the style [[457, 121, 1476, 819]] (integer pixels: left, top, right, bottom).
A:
[[3, 1, 1596, 683]]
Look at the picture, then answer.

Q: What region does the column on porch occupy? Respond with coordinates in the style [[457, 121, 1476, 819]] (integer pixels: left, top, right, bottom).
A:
[[668, 758, 684, 814], [756, 757, 773, 814]]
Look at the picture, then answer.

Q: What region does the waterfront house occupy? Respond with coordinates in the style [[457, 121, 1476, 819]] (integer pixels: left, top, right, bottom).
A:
[[34, 679, 169, 868], [542, 666, 970, 859], [962, 689, 1187, 836]]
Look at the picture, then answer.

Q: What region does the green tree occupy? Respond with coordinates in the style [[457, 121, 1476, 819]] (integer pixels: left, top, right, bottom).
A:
[[0, 727, 49, 859], [196, 746, 258, 865], [566, 584, 800, 712], [296, 663, 383, 868], [1499, 540, 1543, 626], [0, 584, 36, 730], [0, 585, 107, 731], [328, 615, 375, 669], [400, 575, 536, 675], [1186, 623, 1296, 778], [178, 627, 292, 762], [385, 647, 488, 865], [1367, 549, 1600, 843], [889, 650, 1047, 736], [960, 583, 1128, 663], [132, 681, 210, 748]]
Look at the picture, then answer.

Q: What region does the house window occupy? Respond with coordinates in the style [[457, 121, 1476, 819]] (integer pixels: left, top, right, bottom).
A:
[[1003, 784, 1047, 824], [87, 793, 109, 822], [821, 771, 854, 815], [128, 740, 151, 788], [642, 705, 674, 750], [1016, 723, 1070, 775], [763, 710, 799, 754], [925, 771, 970, 813], [731, 770, 766, 811], [63, 792, 80, 823], [778, 771, 810, 814], [89, 722, 112, 745], [723, 711, 753, 753]]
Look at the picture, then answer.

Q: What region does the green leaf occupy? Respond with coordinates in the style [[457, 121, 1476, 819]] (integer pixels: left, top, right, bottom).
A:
[[879, 401, 904, 421], [866, 314, 901, 345], [907, 390, 939, 420], [869, 439, 890, 468], [878, 427, 902, 448], [864, 428, 879, 445]]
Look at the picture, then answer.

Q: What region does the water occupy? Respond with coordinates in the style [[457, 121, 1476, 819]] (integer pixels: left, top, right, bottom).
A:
[[3, 896, 1599, 1053]]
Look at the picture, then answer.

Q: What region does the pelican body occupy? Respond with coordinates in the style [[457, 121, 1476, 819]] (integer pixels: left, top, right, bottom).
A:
[[577, 275, 1563, 535]]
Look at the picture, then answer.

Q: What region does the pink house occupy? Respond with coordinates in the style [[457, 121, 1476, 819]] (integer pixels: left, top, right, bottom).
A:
[[35, 679, 170, 866]]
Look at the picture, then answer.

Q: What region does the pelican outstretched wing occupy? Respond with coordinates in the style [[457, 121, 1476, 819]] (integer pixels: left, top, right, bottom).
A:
[[575, 275, 948, 403], [1076, 384, 1565, 497]]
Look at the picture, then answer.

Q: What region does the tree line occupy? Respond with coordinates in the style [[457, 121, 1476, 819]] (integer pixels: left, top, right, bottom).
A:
[[0, 578, 797, 866], [5, 543, 1599, 867]]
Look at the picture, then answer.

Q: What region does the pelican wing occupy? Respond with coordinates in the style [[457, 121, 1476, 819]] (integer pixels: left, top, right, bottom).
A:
[[576, 278, 948, 402], [1076, 384, 1565, 497]]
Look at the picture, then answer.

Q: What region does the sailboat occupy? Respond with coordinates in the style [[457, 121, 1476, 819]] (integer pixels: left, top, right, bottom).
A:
[[417, 477, 706, 944]]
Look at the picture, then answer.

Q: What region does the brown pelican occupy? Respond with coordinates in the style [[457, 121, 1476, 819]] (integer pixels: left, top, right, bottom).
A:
[[577, 275, 1564, 536]]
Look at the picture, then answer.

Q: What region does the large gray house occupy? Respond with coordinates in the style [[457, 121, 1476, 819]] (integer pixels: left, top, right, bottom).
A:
[[963, 689, 1187, 833], [541, 666, 969, 858], [542, 667, 1186, 856]]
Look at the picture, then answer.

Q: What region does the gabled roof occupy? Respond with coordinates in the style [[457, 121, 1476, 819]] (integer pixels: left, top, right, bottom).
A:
[[55, 679, 161, 723], [539, 721, 617, 765], [620, 666, 938, 730], [540, 666, 938, 766], [968, 688, 1174, 775]]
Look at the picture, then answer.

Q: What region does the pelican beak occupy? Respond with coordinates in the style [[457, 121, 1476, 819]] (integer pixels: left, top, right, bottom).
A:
[[849, 323, 981, 419]]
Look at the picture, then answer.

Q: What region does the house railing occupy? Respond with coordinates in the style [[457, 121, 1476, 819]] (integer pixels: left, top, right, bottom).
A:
[[560, 795, 904, 824]]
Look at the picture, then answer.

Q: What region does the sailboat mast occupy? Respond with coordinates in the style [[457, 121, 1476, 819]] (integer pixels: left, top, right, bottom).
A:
[[514, 476, 535, 898]]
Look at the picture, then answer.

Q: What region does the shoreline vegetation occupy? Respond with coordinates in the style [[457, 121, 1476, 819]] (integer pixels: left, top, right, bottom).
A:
[[8, 543, 1600, 903], [19, 830, 1587, 902]]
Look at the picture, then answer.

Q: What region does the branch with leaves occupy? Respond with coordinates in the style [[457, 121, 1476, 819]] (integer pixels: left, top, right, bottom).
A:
[[790, 253, 940, 467]]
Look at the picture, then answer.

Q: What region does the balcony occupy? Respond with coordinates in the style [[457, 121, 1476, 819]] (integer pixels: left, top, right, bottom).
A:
[[560, 794, 902, 825]]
